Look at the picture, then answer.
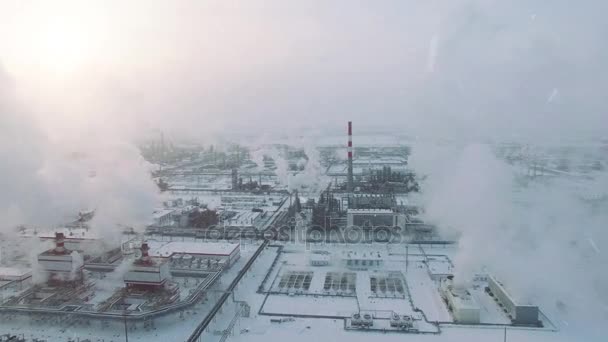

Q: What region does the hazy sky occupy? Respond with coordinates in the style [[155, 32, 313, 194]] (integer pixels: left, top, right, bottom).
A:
[[1, 0, 607, 142], [1, 2, 607, 336]]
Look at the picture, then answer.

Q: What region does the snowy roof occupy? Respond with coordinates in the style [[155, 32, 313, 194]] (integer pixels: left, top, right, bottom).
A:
[[152, 208, 176, 219], [0, 267, 31, 280], [449, 287, 480, 310], [427, 258, 453, 275], [21, 227, 99, 240], [148, 241, 240, 258], [347, 209, 394, 214], [353, 157, 405, 165]]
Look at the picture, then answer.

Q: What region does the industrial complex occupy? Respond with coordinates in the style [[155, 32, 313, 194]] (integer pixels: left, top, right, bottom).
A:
[[0, 121, 600, 342]]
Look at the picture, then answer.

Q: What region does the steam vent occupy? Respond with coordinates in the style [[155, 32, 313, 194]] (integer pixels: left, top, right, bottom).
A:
[[123, 242, 171, 290], [37, 232, 83, 285]]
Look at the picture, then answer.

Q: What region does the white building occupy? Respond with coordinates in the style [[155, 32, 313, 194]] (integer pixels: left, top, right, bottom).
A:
[[124, 262, 171, 288], [152, 208, 176, 226], [440, 279, 481, 324], [487, 275, 539, 325], [347, 209, 404, 229], [124, 243, 171, 289], [0, 267, 31, 282], [37, 233, 83, 284], [149, 241, 241, 267]]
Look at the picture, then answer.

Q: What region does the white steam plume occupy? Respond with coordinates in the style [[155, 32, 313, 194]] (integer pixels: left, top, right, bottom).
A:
[[410, 142, 608, 335], [0, 65, 160, 246], [95, 257, 135, 292]]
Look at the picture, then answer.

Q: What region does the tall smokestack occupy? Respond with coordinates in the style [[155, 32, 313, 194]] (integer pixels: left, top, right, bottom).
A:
[[139, 242, 153, 265], [347, 121, 354, 192], [54, 232, 67, 255]]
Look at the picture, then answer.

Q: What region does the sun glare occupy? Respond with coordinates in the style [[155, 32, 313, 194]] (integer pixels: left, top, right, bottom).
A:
[[39, 20, 92, 74], [5, 3, 109, 78]]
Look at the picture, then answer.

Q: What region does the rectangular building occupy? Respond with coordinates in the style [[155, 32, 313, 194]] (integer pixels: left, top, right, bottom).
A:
[[440, 280, 480, 324], [347, 209, 397, 228], [0, 267, 31, 282], [124, 262, 171, 288], [487, 275, 539, 325], [149, 241, 241, 267]]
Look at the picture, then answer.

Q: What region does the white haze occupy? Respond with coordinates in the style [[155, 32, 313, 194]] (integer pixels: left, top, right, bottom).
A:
[[0, 1, 607, 340], [95, 257, 135, 292], [0, 65, 161, 246], [409, 143, 608, 338], [250, 135, 330, 193], [0, 0, 606, 140]]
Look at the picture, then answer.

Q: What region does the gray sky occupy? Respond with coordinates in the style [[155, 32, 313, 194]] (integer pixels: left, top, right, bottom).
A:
[[1, 0, 607, 142]]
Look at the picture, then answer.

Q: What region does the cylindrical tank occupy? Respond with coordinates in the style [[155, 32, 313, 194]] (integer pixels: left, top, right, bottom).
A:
[[182, 254, 193, 267], [172, 253, 183, 264]]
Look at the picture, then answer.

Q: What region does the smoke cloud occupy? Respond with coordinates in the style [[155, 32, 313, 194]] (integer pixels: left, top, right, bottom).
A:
[[0, 64, 160, 245], [410, 142, 608, 335]]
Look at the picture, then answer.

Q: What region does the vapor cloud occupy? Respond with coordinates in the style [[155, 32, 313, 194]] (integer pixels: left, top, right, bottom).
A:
[[0, 65, 160, 244], [410, 142, 608, 336]]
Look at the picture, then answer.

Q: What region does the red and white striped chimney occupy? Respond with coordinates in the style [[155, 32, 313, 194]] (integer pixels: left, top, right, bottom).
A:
[[54, 232, 67, 255], [347, 121, 354, 192], [139, 242, 153, 265], [141, 242, 150, 258]]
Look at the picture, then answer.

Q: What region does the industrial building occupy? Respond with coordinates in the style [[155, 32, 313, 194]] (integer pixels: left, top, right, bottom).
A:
[[440, 278, 481, 324], [36, 232, 83, 285], [0, 267, 31, 284], [152, 207, 176, 226], [348, 193, 396, 210], [347, 209, 404, 229], [487, 275, 540, 325], [148, 241, 241, 267], [124, 243, 172, 289]]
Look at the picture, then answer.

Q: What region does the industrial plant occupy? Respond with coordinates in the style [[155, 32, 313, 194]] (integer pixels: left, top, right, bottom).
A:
[[0, 121, 591, 342]]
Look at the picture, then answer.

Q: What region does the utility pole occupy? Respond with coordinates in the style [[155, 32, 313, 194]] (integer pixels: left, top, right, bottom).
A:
[[504, 326, 507, 342]]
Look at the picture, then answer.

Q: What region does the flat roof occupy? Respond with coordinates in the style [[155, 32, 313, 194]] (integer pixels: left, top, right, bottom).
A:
[[148, 241, 240, 258], [21, 227, 99, 240], [0, 267, 31, 278], [449, 287, 480, 311], [347, 209, 394, 214], [152, 208, 175, 219]]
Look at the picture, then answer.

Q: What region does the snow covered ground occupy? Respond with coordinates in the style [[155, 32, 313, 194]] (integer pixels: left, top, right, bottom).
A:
[[0, 240, 263, 342], [193, 242, 593, 342]]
